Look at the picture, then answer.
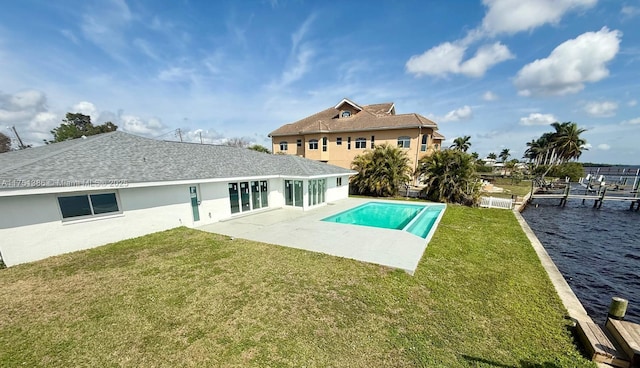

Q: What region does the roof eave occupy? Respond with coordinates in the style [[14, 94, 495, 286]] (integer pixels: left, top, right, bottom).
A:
[[271, 124, 438, 136]]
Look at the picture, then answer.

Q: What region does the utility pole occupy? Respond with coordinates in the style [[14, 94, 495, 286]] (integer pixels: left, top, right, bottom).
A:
[[176, 128, 183, 142], [199, 131, 203, 144], [11, 126, 27, 149]]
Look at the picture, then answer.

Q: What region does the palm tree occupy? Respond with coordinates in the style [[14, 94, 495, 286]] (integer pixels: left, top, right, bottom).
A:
[[525, 122, 588, 178], [487, 152, 497, 160], [416, 149, 480, 206], [449, 135, 471, 152], [551, 122, 587, 162], [499, 148, 510, 163], [350, 143, 412, 197]]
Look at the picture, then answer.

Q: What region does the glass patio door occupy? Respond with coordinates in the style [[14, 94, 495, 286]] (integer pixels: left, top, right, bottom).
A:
[[228, 183, 240, 214]]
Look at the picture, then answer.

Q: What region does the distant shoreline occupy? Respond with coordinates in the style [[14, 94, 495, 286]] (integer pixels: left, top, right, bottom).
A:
[[582, 163, 640, 168]]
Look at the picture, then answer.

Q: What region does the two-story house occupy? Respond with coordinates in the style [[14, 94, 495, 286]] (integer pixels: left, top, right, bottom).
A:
[[268, 98, 444, 173]]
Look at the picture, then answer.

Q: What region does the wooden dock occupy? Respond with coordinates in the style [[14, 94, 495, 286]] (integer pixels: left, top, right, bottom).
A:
[[577, 318, 640, 367], [529, 182, 640, 210]]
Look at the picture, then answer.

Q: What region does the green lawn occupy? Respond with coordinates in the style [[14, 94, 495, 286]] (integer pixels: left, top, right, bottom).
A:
[[484, 178, 533, 200], [0, 206, 594, 367]]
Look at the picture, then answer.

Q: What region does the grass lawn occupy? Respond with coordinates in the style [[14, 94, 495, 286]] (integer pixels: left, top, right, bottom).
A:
[[0, 206, 594, 367], [483, 178, 533, 200]]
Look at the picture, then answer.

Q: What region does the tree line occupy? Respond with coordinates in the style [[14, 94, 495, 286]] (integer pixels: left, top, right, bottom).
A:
[[350, 121, 588, 206]]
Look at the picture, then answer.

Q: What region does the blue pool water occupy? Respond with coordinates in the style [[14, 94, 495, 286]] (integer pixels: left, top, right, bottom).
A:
[[322, 202, 444, 239]]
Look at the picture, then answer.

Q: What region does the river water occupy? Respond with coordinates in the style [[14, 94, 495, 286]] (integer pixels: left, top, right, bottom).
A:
[[521, 194, 640, 324]]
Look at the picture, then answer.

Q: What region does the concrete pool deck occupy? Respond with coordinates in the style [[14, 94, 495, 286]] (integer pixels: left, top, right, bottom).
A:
[[197, 198, 445, 274]]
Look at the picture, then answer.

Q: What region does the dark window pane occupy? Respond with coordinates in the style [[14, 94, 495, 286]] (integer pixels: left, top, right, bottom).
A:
[[90, 193, 119, 214], [58, 195, 91, 218]]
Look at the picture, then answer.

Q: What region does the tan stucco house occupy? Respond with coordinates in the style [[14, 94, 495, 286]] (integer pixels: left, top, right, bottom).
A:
[[268, 98, 444, 173]]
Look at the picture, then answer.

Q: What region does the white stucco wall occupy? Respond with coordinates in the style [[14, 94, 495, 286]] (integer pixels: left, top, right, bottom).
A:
[[0, 185, 194, 266], [0, 176, 350, 267], [326, 175, 350, 203]]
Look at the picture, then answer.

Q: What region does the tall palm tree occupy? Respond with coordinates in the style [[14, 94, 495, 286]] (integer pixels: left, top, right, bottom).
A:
[[487, 152, 497, 160], [449, 135, 471, 152], [499, 148, 510, 163], [416, 149, 480, 206], [350, 143, 412, 197], [524, 122, 588, 179], [551, 122, 587, 162]]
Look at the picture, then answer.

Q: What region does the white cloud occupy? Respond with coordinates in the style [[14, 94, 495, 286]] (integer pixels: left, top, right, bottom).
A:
[[270, 14, 317, 89], [60, 29, 79, 44], [460, 43, 514, 77], [27, 112, 59, 142], [621, 117, 640, 125], [118, 115, 166, 136], [279, 45, 314, 87], [481, 0, 597, 35], [628, 99, 637, 107], [158, 67, 196, 82], [583, 101, 618, 117], [405, 0, 596, 79], [0, 90, 59, 144], [519, 113, 557, 126], [180, 128, 227, 144], [514, 27, 622, 96], [482, 91, 498, 101], [406, 42, 465, 77], [71, 101, 98, 121], [0, 90, 48, 123], [80, 0, 133, 61], [441, 105, 473, 122], [597, 143, 611, 150], [9, 90, 47, 109], [621, 5, 640, 19], [406, 42, 513, 78]]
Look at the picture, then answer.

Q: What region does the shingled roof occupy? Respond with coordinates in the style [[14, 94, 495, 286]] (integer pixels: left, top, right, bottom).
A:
[[269, 98, 439, 137], [0, 131, 354, 192]]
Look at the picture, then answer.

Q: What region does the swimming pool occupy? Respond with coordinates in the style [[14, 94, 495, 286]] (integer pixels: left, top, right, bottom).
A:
[[321, 201, 445, 239]]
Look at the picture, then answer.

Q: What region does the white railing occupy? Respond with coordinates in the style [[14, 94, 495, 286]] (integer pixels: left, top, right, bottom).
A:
[[479, 196, 513, 210]]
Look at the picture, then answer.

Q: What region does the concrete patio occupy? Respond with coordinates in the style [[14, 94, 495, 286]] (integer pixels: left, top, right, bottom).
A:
[[197, 198, 444, 274]]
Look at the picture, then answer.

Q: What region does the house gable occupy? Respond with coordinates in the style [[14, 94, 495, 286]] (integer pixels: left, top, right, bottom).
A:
[[333, 98, 363, 120]]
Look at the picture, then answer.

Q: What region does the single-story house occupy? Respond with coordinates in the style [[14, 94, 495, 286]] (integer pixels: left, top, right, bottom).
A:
[[0, 131, 354, 266]]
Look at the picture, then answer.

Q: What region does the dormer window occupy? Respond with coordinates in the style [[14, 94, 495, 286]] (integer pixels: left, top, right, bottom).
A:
[[341, 111, 351, 118]]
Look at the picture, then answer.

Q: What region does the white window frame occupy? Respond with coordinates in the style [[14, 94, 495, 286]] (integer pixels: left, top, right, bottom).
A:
[[279, 141, 288, 151], [309, 139, 319, 150], [398, 136, 411, 148], [355, 137, 366, 149]]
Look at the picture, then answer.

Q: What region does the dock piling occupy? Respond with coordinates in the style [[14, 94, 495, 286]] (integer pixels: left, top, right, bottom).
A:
[[608, 297, 628, 320]]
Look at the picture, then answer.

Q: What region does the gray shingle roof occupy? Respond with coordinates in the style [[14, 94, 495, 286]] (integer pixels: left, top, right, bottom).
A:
[[0, 131, 354, 190]]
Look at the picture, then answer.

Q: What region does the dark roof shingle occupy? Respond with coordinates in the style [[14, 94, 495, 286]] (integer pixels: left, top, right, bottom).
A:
[[0, 131, 354, 190]]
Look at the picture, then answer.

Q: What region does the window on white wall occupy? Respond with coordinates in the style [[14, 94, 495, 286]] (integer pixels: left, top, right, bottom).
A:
[[57, 192, 120, 219]]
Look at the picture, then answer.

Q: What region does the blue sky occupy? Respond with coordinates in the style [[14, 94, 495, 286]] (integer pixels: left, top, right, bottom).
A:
[[1, 0, 639, 164]]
